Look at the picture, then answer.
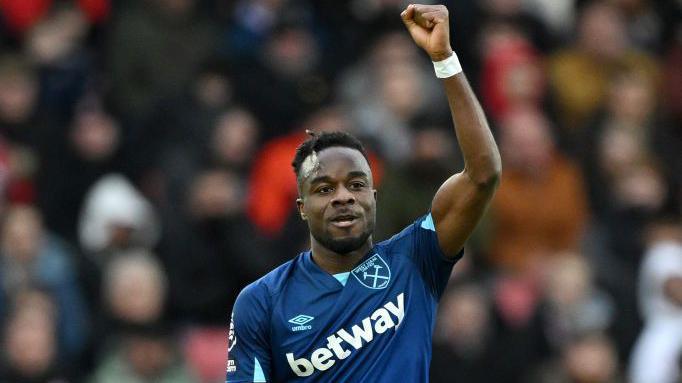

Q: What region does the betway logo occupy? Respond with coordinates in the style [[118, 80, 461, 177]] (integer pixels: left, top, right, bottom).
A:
[[286, 293, 405, 377]]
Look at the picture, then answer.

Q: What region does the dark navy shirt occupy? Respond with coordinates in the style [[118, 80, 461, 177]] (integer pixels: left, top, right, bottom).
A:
[[226, 214, 462, 382]]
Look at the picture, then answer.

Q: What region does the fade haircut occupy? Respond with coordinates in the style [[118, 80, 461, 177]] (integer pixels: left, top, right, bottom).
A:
[[292, 131, 369, 190]]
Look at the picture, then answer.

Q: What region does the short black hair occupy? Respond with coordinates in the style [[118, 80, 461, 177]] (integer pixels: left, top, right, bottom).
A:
[[292, 131, 369, 185]]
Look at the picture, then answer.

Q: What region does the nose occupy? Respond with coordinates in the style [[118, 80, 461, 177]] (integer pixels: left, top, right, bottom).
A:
[[331, 185, 355, 206]]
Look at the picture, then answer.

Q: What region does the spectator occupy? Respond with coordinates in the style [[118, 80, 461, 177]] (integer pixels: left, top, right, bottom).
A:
[[431, 283, 510, 383], [101, 249, 167, 327], [629, 221, 682, 383], [539, 253, 615, 352], [25, 3, 92, 121], [159, 107, 260, 212], [376, 125, 460, 239], [487, 107, 588, 272], [530, 332, 623, 383], [161, 168, 272, 324], [223, 0, 285, 59], [0, 55, 40, 204], [37, 100, 124, 243], [233, 22, 329, 138], [548, 0, 658, 132], [339, 30, 444, 163], [0, 288, 70, 383], [152, 60, 237, 151], [89, 322, 196, 383], [107, 0, 216, 121], [0, 54, 41, 147], [0, 204, 89, 362], [581, 68, 666, 213], [208, 109, 260, 174], [78, 174, 159, 261], [591, 128, 668, 268], [479, 25, 545, 123]]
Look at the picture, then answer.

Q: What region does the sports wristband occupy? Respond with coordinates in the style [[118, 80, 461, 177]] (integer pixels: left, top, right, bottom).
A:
[[432, 52, 462, 78]]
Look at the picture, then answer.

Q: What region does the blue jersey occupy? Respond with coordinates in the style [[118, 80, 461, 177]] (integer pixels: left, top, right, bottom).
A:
[[226, 214, 462, 382]]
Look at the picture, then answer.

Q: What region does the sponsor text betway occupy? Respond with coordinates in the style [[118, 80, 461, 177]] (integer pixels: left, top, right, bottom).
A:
[[286, 293, 405, 377]]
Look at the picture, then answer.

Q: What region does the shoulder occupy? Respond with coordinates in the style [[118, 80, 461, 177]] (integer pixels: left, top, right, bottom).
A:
[[378, 214, 432, 249], [232, 256, 304, 339], [375, 214, 442, 262], [235, 255, 302, 310]]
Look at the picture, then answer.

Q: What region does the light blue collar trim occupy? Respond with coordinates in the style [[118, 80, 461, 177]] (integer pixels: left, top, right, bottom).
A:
[[333, 272, 350, 286]]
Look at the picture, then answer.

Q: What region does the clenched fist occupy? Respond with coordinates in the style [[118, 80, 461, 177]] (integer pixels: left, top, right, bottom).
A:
[[400, 4, 453, 62]]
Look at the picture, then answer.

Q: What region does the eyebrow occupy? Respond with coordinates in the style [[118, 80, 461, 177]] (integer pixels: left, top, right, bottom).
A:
[[308, 171, 369, 186]]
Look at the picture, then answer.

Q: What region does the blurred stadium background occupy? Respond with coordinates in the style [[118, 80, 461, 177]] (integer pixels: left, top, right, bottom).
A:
[[0, 0, 680, 382]]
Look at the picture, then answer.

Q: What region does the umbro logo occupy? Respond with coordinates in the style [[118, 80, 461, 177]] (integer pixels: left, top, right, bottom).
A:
[[289, 315, 314, 332]]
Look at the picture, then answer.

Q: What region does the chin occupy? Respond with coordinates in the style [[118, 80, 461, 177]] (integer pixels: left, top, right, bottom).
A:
[[321, 232, 371, 255], [328, 240, 364, 255]]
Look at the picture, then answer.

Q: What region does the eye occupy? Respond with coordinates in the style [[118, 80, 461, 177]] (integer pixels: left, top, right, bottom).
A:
[[350, 181, 366, 190], [316, 185, 333, 194]]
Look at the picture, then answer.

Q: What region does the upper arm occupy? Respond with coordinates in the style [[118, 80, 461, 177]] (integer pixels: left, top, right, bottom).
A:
[[226, 284, 272, 383], [431, 171, 499, 258]]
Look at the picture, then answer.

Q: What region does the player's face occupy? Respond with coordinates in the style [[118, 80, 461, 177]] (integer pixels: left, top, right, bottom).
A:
[[297, 147, 376, 255]]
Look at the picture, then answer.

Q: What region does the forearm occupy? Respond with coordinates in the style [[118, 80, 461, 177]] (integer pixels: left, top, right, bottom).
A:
[[400, 3, 501, 184], [442, 72, 501, 186]]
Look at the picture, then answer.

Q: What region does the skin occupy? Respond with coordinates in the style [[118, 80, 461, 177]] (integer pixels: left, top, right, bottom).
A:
[[402, 4, 501, 257], [297, 147, 377, 274], [664, 276, 682, 307], [297, 4, 501, 274]]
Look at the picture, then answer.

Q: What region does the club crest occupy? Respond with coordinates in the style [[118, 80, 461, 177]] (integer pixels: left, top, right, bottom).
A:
[[352, 254, 391, 289]]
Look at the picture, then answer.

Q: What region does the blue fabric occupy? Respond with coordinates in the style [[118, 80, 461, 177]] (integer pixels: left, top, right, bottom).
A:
[[226, 214, 463, 382]]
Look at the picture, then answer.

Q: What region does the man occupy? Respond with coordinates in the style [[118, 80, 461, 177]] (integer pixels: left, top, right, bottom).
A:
[[226, 4, 501, 382]]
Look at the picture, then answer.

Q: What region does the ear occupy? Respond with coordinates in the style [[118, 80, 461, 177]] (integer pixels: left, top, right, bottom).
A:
[[373, 189, 377, 201], [296, 198, 307, 220]]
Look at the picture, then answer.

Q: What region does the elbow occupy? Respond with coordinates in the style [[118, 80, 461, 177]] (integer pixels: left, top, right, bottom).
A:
[[477, 168, 501, 189], [467, 155, 502, 188]]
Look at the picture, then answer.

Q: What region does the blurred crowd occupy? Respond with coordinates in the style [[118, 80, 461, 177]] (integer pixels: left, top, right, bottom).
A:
[[0, 0, 679, 382]]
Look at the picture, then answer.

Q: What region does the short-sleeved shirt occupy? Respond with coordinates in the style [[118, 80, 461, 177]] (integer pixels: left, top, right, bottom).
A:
[[226, 214, 462, 382]]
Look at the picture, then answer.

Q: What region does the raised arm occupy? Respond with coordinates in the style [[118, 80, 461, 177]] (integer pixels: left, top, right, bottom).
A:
[[401, 4, 501, 258]]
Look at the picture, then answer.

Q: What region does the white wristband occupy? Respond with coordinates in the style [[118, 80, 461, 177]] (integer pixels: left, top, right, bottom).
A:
[[432, 53, 462, 78]]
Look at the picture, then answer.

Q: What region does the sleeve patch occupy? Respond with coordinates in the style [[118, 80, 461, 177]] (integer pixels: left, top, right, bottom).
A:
[[254, 357, 266, 382]]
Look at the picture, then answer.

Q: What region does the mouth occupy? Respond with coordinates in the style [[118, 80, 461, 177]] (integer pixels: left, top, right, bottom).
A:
[[330, 214, 359, 228]]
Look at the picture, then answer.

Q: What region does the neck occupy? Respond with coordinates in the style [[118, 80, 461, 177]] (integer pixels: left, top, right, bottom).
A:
[[310, 237, 373, 274]]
